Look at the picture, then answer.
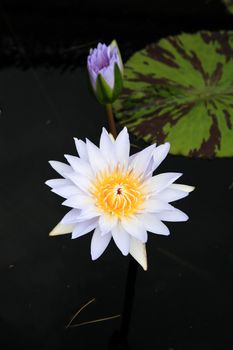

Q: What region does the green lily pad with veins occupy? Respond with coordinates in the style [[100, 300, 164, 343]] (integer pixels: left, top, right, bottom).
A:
[[113, 31, 233, 158], [223, 0, 233, 14]]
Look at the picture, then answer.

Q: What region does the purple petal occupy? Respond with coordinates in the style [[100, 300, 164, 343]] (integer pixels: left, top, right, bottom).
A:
[[87, 41, 122, 90]]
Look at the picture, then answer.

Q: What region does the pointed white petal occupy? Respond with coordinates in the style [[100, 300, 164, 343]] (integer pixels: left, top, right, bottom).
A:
[[49, 222, 75, 236], [99, 128, 117, 166], [64, 155, 93, 178], [152, 142, 170, 171], [49, 161, 72, 177], [74, 138, 88, 160], [115, 127, 130, 167], [145, 172, 182, 194], [157, 209, 189, 222], [129, 237, 147, 271], [62, 194, 94, 209], [45, 179, 72, 188], [61, 209, 82, 224], [91, 227, 112, 260], [144, 199, 174, 212], [156, 187, 189, 202], [143, 156, 156, 179], [140, 212, 170, 236], [129, 152, 137, 163], [77, 207, 101, 221], [130, 144, 155, 178], [51, 185, 82, 199], [112, 222, 130, 256], [99, 214, 118, 235], [121, 216, 148, 243], [71, 218, 98, 239], [86, 139, 108, 173], [170, 184, 195, 193], [65, 172, 91, 193]]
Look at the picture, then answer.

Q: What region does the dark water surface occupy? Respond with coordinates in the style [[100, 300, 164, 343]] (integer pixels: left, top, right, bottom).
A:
[[0, 1, 233, 349]]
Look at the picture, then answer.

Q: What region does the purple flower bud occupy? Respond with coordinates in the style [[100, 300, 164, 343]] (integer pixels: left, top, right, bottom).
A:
[[87, 41, 123, 93]]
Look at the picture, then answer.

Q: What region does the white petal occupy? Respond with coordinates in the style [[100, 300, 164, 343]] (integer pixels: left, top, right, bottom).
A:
[[71, 218, 98, 239], [129, 237, 147, 271], [156, 188, 189, 202], [91, 227, 112, 260], [62, 194, 94, 209], [129, 152, 137, 163], [170, 184, 195, 193], [64, 155, 93, 178], [65, 172, 91, 193], [61, 209, 82, 224], [145, 172, 182, 194], [49, 222, 75, 236], [157, 209, 189, 222], [99, 128, 117, 166], [99, 214, 118, 235], [140, 212, 170, 236], [45, 179, 72, 189], [130, 144, 155, 178], [112, 222, 130, 256], [115, 127, 130, 167], [152, 142, 170, 171], [86, 139, 108, 173], [49, 161, 72, 177], [74, 138, 88, 160], [77, 207, 101, 221], [121, 216, 148, 242], [143, 156, 156, 179], [144, 199, 174, 212], [51, 185, 82, 199]]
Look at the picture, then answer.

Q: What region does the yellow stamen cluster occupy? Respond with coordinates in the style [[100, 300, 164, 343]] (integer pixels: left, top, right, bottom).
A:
[[91, 165, 145, 218]]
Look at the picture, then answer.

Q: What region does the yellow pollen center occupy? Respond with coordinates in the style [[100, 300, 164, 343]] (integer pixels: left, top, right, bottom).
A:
[[91, 167, 145, 218]]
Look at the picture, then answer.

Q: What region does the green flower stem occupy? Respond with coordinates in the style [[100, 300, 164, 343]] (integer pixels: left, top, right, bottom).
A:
[[106, 103, 117, 139]]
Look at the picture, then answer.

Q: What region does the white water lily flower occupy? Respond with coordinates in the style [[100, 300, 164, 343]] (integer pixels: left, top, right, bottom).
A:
[[46, 128, 194, 270]]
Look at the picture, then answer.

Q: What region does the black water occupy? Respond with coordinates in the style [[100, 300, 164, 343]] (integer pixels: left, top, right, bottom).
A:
[[0, 1, 233, 349]]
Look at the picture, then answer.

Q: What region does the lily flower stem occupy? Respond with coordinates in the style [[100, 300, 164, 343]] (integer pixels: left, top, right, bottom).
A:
[[120, 256, 138, 340], [104, 108, 138, 343], [106, 104, 117, 139]]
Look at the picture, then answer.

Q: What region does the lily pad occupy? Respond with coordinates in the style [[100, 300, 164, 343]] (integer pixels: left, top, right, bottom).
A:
[[113, 31, 233, 158], [223, 0, 233, 14]]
